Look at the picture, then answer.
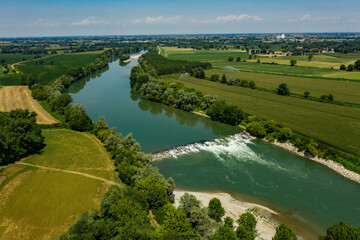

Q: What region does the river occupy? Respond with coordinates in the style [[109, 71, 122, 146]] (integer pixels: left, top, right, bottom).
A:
[[67, 53, 360, 238]]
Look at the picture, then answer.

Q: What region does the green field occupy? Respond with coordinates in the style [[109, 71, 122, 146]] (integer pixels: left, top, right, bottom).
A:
[[162, 74, 360, 154], [0, 53, 34, 65], [16, 53, 99, 85], [0, 129, 115, 240], [204, 69, 360, 104], [164, 47, 359, 79]]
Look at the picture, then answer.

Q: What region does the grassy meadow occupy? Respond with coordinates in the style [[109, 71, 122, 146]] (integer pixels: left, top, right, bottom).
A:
[[0, 129, 115, 240], [162, 74, 360, 154]]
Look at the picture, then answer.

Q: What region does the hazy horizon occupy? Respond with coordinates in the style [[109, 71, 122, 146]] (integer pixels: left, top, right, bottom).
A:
[[1, 0, 359, 38]]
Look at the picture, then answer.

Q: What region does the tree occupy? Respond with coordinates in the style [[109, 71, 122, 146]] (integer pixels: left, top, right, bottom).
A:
[[49, 60, 54, 65], [354, 60, 360, 71], [0, 109, 45, 166], [247, 122, 267, 138], [68, 107, 94, 132], [339, 64, 346, 70], [211, 74, 220, 82], [347, 64, 354, 71], [319, 221, 360, 240], [264, 120, 277, 133], [290, 59, 297, 66], [221, 74, 227, 83], [179, 193, 202, 217], [0, 58, 6, 66], [304, 91, 310, 98], [308, 54, 313, 62], [228, 56, 234, 61], [146, 183, 168, 209], [249, 81, 256, 89], [278, 127, 293, 142], [237, 212, 257, 233], [276, 83, 290, 96], [236, 57, 241, 62], [159, 203, 197, 239], [272, 224, 297, 240], [208, 198, 225, 222], [211, 225, 237, 240]]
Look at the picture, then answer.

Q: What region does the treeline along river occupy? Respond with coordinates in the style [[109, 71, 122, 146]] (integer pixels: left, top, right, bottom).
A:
[[67, 53, 360, 238]]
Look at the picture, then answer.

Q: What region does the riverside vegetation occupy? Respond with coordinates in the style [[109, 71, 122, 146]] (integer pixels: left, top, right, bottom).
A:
[[1, 36, 360, 239], [130, 48, 360, 176]]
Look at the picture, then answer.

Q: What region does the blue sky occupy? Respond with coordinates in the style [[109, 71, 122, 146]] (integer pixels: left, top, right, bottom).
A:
[[0, 0, 359, 37]]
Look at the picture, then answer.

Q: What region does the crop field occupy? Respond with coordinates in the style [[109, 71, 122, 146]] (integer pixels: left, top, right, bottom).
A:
[[204, 69, 360, 104], [17, 53, 98, 85], [164, 47, 358, 79], [0, 53, 34, 65], [162, 74, 360, 154], [0, 129, 115, 240], [0, 86, 59, 124], [246, 53, 360, 69]]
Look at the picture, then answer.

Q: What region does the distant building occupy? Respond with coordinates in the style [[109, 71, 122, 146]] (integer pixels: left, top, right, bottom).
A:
[[276, 34, 286, 40]]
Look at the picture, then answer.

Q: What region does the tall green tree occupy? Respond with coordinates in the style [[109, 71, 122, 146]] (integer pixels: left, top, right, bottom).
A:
[[272, 224, 297, 240], [208, 198, 225, 222]]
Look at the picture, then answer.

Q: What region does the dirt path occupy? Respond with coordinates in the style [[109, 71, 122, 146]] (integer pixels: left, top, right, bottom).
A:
[[15, 162, 121, 186], [0, 86, 59, 124]]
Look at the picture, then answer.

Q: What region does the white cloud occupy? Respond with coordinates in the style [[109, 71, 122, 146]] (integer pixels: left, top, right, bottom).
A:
[[300, 14, 312, 21], [27, 18, 58, 27], [72, 17, 109, 26], [202, 14, 263, 23], [289, 14, 341, 23], [252, 16, 264, 21], [135, 15, 182, 24]]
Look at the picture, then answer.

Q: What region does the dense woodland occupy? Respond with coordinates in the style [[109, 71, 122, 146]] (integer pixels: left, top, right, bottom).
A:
[[0, 109, 44, 165]]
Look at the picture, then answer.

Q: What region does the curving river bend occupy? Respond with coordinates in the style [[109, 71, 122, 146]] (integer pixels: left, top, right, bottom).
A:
[[67, 53, 360, 238]]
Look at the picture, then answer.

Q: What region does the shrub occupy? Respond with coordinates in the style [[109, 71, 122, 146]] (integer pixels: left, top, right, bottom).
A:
[[247, 122, 267, 138], [276, 83, 290, 96]]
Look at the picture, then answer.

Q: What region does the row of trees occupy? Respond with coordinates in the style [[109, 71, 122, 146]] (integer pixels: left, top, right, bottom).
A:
[[209, 74, 256, 89], [0, 109, 44, 166], [142, 49, 211, 75], [340, 60, 360, 71], [131, 59, 244, 125]]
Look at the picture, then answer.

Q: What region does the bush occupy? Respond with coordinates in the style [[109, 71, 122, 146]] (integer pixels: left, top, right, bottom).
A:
[[210, 74, 219, 82], [228, 56, 234, 61], [347, 64, 354, 71], [340, 64, 346, 70], [247, 122, 267, 138], [304, 91, 310, 98], [278, 127, 293, 142], [207, 100, 244, 125], [276, 83, 290, 96]]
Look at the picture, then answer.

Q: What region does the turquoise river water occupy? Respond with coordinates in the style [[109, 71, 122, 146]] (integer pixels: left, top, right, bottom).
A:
[[68, 54, 360, 238]]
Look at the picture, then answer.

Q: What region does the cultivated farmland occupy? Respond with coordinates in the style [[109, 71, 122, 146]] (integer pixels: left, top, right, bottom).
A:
[[0, 86, 59, 124], [164, 47, 359, 79], [0, 129, 116, 240], [162, 74, 360, 154], [204, 69, 360, 104], [17, 53, 99, 85]]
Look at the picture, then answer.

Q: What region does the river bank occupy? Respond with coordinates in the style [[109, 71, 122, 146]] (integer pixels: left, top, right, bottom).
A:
[[174, 190, 305, 240], [152, 110, 360, 185]]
